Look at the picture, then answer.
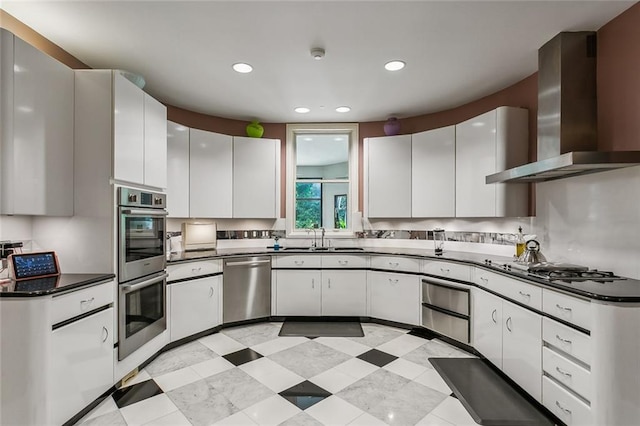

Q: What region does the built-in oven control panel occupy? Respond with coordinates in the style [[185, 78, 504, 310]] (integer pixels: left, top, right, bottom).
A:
[[119, 187, 166, 209]]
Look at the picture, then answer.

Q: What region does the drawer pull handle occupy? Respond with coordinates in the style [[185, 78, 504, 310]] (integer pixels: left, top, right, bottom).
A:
[[295, 260, 305, 266], [480, 277, 488, 283], [338, 260, 349, 265], [328, 279, 331, 289], [80, 297, 95, 309], [389, 278, 399, 285], [192, 267, 202, 273], [312, 278, 315, 289], [491, 309, 497, 324], [440, 268, 450, 273], [556, 334, 572, 345], [209, 287, 214, 297], [102, 326, 109, 343], [555, 401, 572, 415], [518, 291, 531, 299], [389, 262, 399, 268], [556, 304, 573, 312], [556, 367, 573, 378]]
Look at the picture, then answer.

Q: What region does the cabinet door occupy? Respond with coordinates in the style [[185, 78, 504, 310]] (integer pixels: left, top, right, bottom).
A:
[[472, 289, 503, 368], [365, 135, 412, 218], [50, 308, 114, 426], [113, 72, 145, 185], [4, 37, 74, 215], [170, 276, 221, 342], [455, 109, 496, 217], [321, 270, 367, 316], [233, 137, 279, 218], [189, 129, 232, 218], [411, 126, 455, 217], [143, 93, 167, 188], [368, 271, 420, 325], [503, 300, 542, 401], [167, 121, 190, 218], [275, 270, 321, 316]]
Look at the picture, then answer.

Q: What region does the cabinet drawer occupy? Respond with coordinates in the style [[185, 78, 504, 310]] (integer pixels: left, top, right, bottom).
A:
[[423, 260, 471, 282], [422, 305, 469, 343], [51, 281, 114, 325], [321, 255, 368, 268], [370, 256, 420, 273], [275, 255, 322, 268], [168, 259, 222, 281], [543, 289, 591, 331], [475, 269, 541, 310], [422, 279, 469, 316], [543, 317, 591, 365], [543, 347, 591, 401], [543, 376, 592, 426]]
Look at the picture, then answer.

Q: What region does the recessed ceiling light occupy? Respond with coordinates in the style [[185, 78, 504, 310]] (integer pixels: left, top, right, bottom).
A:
[[384, 60, 406, 71], [232, 63, 253, 73], [336, 106, 351, 113], [294, 107, 310, 114]]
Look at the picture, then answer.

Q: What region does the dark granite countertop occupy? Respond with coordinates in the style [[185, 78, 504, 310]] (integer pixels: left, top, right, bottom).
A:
[[0, 273, 115, 298], [168, 246, 640, 303]]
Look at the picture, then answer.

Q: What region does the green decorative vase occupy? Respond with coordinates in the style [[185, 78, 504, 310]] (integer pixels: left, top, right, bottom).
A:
[[246, 120, 264, 138]]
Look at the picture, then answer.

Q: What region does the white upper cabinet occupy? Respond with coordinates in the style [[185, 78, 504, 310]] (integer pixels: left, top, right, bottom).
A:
[[455, 107, 528, 217], [365, 135, 412, 218], [189, 128, 233, 218], [166, 121, 190, 218], [233, 136, 280, 218], [143, 94, 167, 188], [1, 30, 74, 216], [411, 126, 456, 217], [113, 72, 145, 185]]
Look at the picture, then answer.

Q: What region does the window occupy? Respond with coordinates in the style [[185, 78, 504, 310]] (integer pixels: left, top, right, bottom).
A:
[[286, 124, 358, 236]]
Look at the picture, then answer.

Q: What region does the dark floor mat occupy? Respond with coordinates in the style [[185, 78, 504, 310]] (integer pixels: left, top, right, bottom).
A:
[[279, 321, 364, 337], [429, 358, 555, 426]]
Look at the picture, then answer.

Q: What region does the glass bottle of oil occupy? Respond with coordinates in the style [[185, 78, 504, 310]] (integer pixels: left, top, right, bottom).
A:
[[516, 226, 526, 258]]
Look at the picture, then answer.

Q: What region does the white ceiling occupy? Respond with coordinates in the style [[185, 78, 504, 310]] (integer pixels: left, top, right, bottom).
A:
[[2, 1, 635, 123]]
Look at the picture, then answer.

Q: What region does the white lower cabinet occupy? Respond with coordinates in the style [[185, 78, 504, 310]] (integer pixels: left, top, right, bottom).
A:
[[321, 270, 367, 316], [275, 270, 322, 316], [472, 288, 542, 401], [170, 275, 221, 341], [543, 376, 592, 426], [368, 271, 420, 325], [50, 307, 114, 425]]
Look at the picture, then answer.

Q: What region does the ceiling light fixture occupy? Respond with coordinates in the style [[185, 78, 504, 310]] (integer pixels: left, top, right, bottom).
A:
[[384, 60, 406, 71], [310, 47, 325, 60], [336, 106, 351, 113], [232, 63, 253, 73], [294, 107, 310, 114]]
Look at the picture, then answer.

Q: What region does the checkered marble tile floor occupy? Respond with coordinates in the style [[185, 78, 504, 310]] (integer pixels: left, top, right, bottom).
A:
[[76, 323, 481, 426]]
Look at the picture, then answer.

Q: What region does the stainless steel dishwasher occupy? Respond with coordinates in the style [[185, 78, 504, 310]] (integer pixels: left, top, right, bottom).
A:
[[223, 256, 271, 323]]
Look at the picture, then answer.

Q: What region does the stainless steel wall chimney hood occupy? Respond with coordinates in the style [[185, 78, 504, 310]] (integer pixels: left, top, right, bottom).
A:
[[487, 32, 640, 184]]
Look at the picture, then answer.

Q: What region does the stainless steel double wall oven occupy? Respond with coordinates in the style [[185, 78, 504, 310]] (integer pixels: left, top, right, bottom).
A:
[[117, 187, 168, 360]]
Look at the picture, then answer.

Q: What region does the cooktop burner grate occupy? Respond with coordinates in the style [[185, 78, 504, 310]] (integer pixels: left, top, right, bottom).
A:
[[531, 269, 625, 283]]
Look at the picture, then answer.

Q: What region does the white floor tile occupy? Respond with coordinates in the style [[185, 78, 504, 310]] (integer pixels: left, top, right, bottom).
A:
[[124, 370, 152, 388], [250, 336, 308, 356], [77, 396, 118, 422], [212, 411, 259, 426], [334, 358, 379, 380], [154, 366, 202, 392], [242, 395, 301, 425], [383, 358, 429, 380], [119, 394, 179, 426], [348, 411, 388, 425], [306, 395, 364, 425], [414, 369, 452, 395], [142, 410, 192, 426], [191, 356, 235, 378], [430, 397, 479, 426], [315, 337, 370, 356], [198, 332, 246, 355], [239, 358, 305, 392], [416, 413, 456, 426], [376, 333, 427, 357], [309, 367, 359, 393]]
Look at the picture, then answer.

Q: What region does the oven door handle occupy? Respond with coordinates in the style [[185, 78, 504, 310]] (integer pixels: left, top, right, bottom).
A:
[[121, 272, 168, 293], [121, 208, 169, 217]]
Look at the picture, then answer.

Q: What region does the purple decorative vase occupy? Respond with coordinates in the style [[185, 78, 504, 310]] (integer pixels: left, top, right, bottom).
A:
[[383, 117, 401, 136]]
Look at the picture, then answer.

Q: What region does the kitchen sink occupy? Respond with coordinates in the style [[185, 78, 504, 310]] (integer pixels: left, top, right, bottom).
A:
[[279, 246, 364, 252]]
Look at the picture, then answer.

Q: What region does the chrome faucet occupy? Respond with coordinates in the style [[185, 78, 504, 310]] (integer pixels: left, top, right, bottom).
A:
[[307, 228, 318, 248], [320, 227, 326, 247]]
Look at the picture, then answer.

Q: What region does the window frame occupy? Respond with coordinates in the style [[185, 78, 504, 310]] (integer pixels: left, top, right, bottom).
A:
[[285, 123, 359, 238]]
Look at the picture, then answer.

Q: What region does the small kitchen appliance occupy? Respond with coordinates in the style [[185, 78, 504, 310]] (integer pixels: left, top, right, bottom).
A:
[[181, 222, 217, 251], [433, 229, 445, 255]]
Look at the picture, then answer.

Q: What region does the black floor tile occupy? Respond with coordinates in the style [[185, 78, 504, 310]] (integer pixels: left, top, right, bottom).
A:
[[112, 379, 163, 409], [408, 328, 436, 340], [223, 348, 263, 366], [279, 380, 332, 410], [357, 349, 398, 367]]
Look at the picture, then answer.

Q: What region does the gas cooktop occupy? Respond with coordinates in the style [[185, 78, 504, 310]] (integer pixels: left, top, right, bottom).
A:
[[528, 269, 625, 284]]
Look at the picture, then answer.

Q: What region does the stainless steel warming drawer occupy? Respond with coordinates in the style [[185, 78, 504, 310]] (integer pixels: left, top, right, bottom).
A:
[[421, 278, 470, 344]]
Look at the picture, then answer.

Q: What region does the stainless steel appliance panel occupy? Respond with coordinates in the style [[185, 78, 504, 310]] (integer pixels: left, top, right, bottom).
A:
[[422, 279, 469, 316], [223, 256, 271, 323], [422, 305, 469, 343]]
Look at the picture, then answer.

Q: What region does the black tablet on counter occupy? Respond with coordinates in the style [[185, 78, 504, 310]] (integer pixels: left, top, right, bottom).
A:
[[8, 251, 60, 281]]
